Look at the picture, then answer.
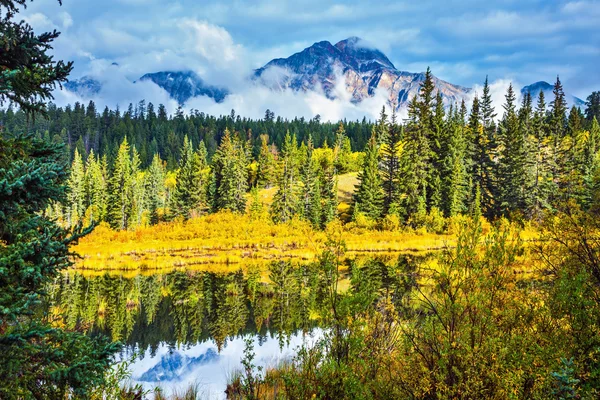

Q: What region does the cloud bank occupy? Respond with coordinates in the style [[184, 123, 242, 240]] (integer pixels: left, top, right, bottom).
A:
[[18, 0, 598, 120]]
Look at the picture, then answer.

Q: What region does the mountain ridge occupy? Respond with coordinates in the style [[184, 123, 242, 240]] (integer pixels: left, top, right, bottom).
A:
[[62, 37, 587, 111]]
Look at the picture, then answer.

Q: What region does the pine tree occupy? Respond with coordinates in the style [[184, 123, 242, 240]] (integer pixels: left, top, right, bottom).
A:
[[429, 91, 446, 209], [67, 148, 85, 227], [549, 76, 569, 204], [526, 90, 552, 219], [497, 84, 526, 216], [585, 91, 600, 123], [146, 153, 166, 225], [353, 128, 384, 220], [0, 2, 117, 396], [84, 150, 107, 225], [320, 165, 338, 228], [172, 136, 201, 220], [248, 186, 265, 220], [300, 136, 322, 227], [108, 137, 133, 230], [271, 132, 300, 223], [443, 112, 468, 217], [334, 122, 352, 174], [550, 76, 568, 138], [473, 77, 498, 219], [380, 107, 401, 215], [212, 129, 248, 213], [130, 146, 145, 227], [257, 134, 276, 188]]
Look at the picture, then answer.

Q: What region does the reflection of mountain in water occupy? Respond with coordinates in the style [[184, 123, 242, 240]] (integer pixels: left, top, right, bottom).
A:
[[138, 348, 219, 382]]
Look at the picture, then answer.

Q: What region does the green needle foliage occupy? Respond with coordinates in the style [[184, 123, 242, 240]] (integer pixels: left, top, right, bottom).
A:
[[0, 0, 119, 396]]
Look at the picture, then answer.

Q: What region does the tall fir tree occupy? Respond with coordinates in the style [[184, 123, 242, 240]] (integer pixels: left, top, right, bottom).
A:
[[212, 129, 248, 213], [171, 136, 201, 220], [473, 77, 498, 219], [353, 128, 384, 220], [146, 153, 166, 225], [271, 132, 300, 223], [0, 1, 118, 396], [497, 84, 527, 216], [380, 107, 401, 215], [83, 150, 107, 225], [300, 136, 322, 227], [108, 137, 133, 230], [257, 134, 276, 188], [67, 148, 85, 227]]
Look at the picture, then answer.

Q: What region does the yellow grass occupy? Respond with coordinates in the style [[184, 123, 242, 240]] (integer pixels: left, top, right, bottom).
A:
[[72, 211, 453, 273], [72, 172, 539, 276]]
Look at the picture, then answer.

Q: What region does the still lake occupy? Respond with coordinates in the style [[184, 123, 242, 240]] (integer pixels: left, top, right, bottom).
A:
[[48, 254, 425, 398]]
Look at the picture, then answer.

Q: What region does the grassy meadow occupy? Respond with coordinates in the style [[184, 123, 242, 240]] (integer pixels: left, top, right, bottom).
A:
[[72, 173, 460, 274]]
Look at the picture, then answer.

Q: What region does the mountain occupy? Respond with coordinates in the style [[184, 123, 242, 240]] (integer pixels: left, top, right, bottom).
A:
[[138, 71, 228, 104], [521, 81, 585, 108], [138, 348, 219, 382], [65, 70, 229, 105], [254, 36, 471, 108], [64, 76, 102, 97]]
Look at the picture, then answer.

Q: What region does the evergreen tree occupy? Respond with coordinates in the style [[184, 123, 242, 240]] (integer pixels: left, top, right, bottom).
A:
[[212, 129, 248, 213], [320, 165, 338, 228], [300, 136, 322, 227], [585, 91, 600, 123], [257, 134, 276, 188], [0, 1, 117, 396], [84, 150, 107, 225], [549, 76, 568, 203], [108, 137, 133, 230], [171, 136, 201, 220], [473, 77, 498, 219], [353, 128, 384, 220], [526, 90, 552, 219], [334, 122, 352, 174], [380, 108, 401, 215], [443, 112, 469, 217], [146, 153, 166, 225], [67, 148, 85, 227], [271, 132, 300, 223], [130, 146, 145, 227], [429, 91, 446, 209], [497, 84, 527, 216], [550, 76, 568, 139]]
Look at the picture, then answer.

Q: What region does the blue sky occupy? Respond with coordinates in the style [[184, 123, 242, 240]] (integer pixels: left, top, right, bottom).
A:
[[20, 0, 600, 118]]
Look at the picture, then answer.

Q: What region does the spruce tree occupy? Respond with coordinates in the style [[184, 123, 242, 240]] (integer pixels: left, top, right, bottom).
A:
[[172, 136, 200, 220], [473, 77, 498, 219], [550, 76, 568, 139], [497, 84, 526, 216], [443, 112, 468, 217], [108, 137, 133, 230], [130, 146, 145, 227], [585, 91, 600, 123], [380, 107, 401, 215], [146, 153, 166, 225], [271, 132, 300, 223], [527, 90, 552, 219], [353, 128, 384, 220], [334, 122, 352, 174], [257, 134, 276, 188], [212, 129, 248, 213], [84, 150, 107, 225], [67, 148, 85, 227], [300, 136, 322, 227], [0, 1, 118, 396]]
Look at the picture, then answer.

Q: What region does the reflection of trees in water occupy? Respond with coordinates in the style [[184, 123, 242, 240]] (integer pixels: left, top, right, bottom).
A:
[[49, 255, 429, 354]]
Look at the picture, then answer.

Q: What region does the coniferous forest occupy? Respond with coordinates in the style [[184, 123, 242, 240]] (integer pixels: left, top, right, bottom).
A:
[[4, 0, 600, 399], [3, 73, 600, 231]]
